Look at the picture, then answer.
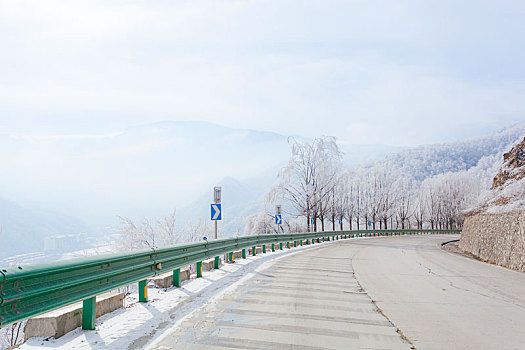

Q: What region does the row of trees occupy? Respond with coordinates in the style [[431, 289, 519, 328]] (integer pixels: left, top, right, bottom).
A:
[[119, 136, 484, 247], [262, 137, 480, 233]]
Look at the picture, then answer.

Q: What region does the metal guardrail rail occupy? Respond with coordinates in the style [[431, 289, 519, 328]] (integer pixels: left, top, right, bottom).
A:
[[0, 229, 460, 329]]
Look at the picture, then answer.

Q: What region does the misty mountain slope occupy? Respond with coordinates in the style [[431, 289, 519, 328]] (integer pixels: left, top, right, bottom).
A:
[[0, 196, 92, 258], [0, 121, 293, 229], [0, 120, 402, 232], [177, 168, 280, 237], [368, 123, 525, 181]]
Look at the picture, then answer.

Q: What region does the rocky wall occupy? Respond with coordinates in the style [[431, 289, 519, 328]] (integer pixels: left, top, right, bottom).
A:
[[459, 209, 525, 272]]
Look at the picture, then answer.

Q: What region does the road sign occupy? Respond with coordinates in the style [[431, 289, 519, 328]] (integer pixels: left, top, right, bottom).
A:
[[276, 205, 281, 215], [311, 217, 315, 225], [214, 186, 222, 203], [338, 219, 342, 225], [275, 214, 282, 225], [368, 221, 372, 226], [203, 237, 208, 241], [211, 204, 222, 220]]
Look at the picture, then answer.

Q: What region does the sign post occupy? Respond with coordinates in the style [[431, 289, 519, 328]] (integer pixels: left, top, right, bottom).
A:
[[275, 205, 282, 233], [211, 186, 222, 239]]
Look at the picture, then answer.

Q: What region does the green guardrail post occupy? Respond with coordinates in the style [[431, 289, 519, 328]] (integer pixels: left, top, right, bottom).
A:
[[262, 245, 266, 253], [271, 243, 275, 252], [280, 242, 283, 250], [242, 248, 246, 258], [82, 296, 96, 330], [286, 242, 290, 248], [214, 256, 220, 269], [300, 240, 303, 246], [294, 241, 297, 247], [229, 252, 234, 262], [317, 238, 320, 243], [173, 268, 181, 287], [139, 280, 148, 302], [252, 246, 257, 256], [197, 261, 203, 278]]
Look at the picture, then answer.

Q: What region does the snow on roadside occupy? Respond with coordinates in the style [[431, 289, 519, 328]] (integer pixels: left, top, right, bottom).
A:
[[19, 239, 340, 350]]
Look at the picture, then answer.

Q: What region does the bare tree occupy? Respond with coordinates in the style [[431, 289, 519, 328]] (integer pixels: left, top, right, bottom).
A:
[[156, 210, 177, 246], [394, 177, 415, 229], [117, 210, 184, 250], [267, 136, 342, 232], [414, 187, 427, 229]]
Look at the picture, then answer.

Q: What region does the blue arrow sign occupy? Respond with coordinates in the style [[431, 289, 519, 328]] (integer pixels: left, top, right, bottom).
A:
[[311, 217, 315, 225], [367, 221, 372, 226], [211, 204, 222, 221], [275, 214, 282, 225], [338, 219, 342, 225]]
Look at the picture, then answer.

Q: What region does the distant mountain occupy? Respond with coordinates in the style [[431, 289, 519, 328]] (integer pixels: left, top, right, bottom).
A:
[[368, 123, 525, 182], [0, 195, 92, 259]]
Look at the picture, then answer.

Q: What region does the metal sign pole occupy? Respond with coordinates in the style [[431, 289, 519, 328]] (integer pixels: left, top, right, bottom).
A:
[[276, 205, 282, 233], [213, 186, 221, 240]]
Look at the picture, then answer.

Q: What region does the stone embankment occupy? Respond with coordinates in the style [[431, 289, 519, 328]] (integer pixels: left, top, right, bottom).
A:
[[459, 209, 525, 272], [460, 135, 525, 272]]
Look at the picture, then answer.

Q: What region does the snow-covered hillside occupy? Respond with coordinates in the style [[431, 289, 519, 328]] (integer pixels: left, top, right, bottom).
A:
[[467, 136, 525, 214], [368, 122, 525, 182]]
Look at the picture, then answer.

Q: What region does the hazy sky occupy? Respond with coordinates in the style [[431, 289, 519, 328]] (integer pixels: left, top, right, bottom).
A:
[[1, 1, 525, 146]]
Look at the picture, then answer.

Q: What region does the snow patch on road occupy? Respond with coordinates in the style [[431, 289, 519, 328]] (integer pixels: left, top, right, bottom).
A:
[[20, 241, 336, 349]]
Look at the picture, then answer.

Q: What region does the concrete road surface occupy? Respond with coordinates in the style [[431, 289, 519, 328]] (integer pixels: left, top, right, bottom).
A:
[[352, 235, 525, 350], [147, 242, 411, 350], [146, 235, 525, 349]]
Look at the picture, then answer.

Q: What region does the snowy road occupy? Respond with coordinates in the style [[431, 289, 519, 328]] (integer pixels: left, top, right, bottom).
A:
[[21, 235, 525, 349], [146, 242, 410, 350], [146, 234, 525, 350]]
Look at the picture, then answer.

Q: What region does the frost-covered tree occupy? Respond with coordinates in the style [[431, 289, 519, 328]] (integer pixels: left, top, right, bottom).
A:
[[117, 210, 207, 250], [267, 136, 342, 232], [244, 211, 276, 235], [413, 187, 427, 229], [420, 172, 480, 229], [393, 176, 415, 229]]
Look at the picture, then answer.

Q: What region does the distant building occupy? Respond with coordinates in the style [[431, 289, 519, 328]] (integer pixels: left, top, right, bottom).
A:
[[44, 233, 86, 252]]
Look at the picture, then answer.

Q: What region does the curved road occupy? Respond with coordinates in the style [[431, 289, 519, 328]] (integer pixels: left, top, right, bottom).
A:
[[146, 235, 525, 349], [353, 235, 525, 350]]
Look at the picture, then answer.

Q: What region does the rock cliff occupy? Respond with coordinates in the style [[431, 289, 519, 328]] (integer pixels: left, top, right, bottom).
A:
[[460, 135, 525, 272]]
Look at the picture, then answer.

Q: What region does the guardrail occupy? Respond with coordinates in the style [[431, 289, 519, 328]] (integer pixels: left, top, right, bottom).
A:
[[0, 229, 460, 329]]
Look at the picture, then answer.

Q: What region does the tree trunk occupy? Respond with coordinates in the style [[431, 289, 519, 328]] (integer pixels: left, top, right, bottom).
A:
[[307, 216, 311, 232]]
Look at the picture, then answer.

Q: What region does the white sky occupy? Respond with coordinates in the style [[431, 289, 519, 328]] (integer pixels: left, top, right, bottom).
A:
[[1, 0, 525, 146]]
